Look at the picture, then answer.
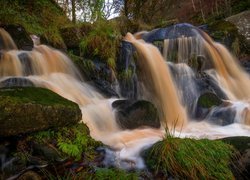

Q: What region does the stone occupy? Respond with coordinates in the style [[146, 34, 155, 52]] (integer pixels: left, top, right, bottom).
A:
[[0, 24, 33, 51], [197, 92, 223, 109], [113, 100, 160, 129], [0, 87, 82, 137]]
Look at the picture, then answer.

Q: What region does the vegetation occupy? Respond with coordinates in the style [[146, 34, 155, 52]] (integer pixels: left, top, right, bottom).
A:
[[0, 0, 70, 48], [0, 87, 76, 107], [197, 92, 222, 108], [145, 135, 235, 179], [32, 123, 101, 160], [79, 20, 121, 62]]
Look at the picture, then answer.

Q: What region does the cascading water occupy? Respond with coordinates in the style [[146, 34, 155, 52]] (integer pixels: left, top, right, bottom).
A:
[[0, 23, 250, 170], [0, 28, 164, 169]]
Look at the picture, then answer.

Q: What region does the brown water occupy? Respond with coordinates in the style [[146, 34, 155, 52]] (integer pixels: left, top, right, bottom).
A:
[[124, 33, 187, 129]]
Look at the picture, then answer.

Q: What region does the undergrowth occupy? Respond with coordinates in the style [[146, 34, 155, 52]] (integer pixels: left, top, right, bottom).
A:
[[32, 123, 101, 160], [145, 134, 235, 179]]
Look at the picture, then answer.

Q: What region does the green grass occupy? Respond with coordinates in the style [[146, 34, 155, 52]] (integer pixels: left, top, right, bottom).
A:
[[0, 87, 76, 107], [0, 0, 70, 47], [145, 135, 235, 179]]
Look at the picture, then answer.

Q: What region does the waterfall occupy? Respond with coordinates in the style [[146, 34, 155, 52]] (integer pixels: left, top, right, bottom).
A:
[[0, 25, 249, 169]]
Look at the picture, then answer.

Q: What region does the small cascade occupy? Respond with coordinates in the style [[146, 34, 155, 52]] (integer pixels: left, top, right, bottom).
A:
[[0, 28, 17, 50], [124, 33, 187, 129]]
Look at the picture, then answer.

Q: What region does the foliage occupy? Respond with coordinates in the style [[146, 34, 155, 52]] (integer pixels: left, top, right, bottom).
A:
[[118, 69, 133, 82], [32, 123, 101, 160], [0, 0, 70, 47], [145, 135, 235, 179], [0, 87, 76, 107], [79, 20, 120, 62], [77, 168, 139, 180]]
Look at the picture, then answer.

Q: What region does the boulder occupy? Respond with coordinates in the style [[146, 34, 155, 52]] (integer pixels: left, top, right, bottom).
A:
[[0, 87, 81, 136], [197, 92, 222, 109], [0, 24, 33, 51], [226, 10, 250, 44], [112, 100, 160, 129]]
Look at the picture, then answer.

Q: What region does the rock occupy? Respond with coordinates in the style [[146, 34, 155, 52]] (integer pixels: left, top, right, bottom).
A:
[[197, 92, 223, 109], [207, 20, 249, 57], [113, 100, 160, 129], [0, 87, 82, 137], [0, 24, 33, 51], [195, 92, 223, 120], [222, 136, 250, 179], [0, 77, 34, 88], [60, 26, 82, 56], [226, 10, 250, 44]]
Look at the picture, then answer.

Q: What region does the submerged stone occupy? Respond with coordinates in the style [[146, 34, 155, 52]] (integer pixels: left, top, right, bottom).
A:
[[0, 87, 82, 136], [113, 100, 160, 129]]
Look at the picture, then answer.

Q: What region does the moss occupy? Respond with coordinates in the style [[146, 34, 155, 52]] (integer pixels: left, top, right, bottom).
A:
[[0, 87, 76, 107], [79, 20, 121, 63], [145, 135, 235, 179], [0, 0, 70, 47], [82, 168, 139, 180], [31, 123, 102, 160], [197, 92, 222, 108]]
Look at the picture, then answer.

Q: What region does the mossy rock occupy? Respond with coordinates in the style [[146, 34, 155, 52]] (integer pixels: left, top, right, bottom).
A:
[[197, 92, 222, 108], [0, 87, 81, 136], [113, 100, 160, 129], [208, 20, 249, 57]]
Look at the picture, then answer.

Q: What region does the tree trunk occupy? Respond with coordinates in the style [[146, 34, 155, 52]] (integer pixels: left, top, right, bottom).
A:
[[71, 0, 76, 23]]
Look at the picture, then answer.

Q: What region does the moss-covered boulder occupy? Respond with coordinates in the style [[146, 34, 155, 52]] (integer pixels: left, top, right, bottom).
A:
[[197, 92, 222, 109], [207, 20, 249, 57], [0, 87, 81, 136], [112, 100, 160, 129]]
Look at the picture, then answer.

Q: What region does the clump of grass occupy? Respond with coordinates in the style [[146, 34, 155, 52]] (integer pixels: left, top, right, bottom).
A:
[[145, 134, 235, 179], [79, 20, 120, 62]]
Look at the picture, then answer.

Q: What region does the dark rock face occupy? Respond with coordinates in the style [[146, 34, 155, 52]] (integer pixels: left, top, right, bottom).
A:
[[0, 24, 33, 51], [112, 100, 160, 129], [0, 87, 82, 137], [0, 77, 34, 88], [117, 41, 138, 99], [197, 92, 223, 109]]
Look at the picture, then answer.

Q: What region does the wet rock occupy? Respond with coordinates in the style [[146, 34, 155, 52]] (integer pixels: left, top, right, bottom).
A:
[[195, 92, 223, 120], [113, 100, 160, 129], [197, 92, 222, 109], [0, 77, 34, 88], [207, 105, 236, 126], [0, 87, 82, 137], [0, 24, 33, 51]]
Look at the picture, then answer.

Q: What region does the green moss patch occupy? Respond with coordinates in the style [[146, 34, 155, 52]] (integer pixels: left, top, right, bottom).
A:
[[145, 135, 235, 179], [0, 87, 76, 107], [197, 92, 222, 108]]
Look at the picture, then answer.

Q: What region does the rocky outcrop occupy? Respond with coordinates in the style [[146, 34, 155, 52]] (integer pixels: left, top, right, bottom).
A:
[[0, 24, 33, 51], [112, 100, 160, 129], [226, 11, 250, 44], [0, 87, 81, 136]]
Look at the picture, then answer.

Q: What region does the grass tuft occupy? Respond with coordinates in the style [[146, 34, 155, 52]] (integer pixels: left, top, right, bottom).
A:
[[145, 135, 235, 179]]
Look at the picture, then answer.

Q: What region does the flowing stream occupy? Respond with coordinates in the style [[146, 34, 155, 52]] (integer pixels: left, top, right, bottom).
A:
[[0, 27, 250, 169]]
